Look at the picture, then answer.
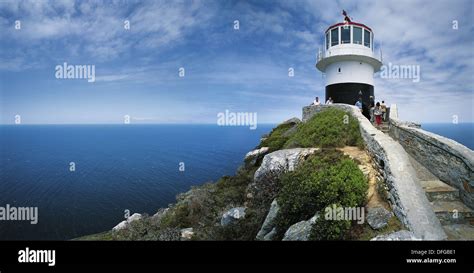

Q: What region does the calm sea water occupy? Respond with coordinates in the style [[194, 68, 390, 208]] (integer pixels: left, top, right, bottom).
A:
[[0, 124, 273, 240], [421, 123, 474, 150]]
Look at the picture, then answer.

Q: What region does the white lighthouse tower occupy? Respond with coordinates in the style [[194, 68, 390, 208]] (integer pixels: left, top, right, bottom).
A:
[[316, 10, 382, 117]]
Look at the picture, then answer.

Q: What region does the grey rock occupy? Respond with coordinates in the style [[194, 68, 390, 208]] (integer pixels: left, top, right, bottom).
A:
[[245, 147, 270, 166], [281, 117, 301, 125], [221, 207, 246, 226], [263, 228, 277, 241], [370, 230, 421, 241], [180, 228, 194, 240], [256, 199, 280, 240], [282, 214, 319, 241], [245, 147, 270, 160], [112, 213, 142, 232], [281, 118, 301, 138], [253, 148, 319, 184], [367, 207, 393, 230]]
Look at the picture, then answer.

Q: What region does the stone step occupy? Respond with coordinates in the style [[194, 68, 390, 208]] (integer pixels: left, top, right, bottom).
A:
[[443, 224, 474, 240], [430, 200, 474, 225], [419, 180, 460, 201]]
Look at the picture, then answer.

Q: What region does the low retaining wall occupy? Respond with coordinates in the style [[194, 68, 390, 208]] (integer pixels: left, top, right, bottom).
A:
[[302, 104, 447, 240], [389, 118, 474, 209]]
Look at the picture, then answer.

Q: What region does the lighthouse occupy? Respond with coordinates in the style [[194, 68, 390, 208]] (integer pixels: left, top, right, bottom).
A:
[[316, 10, 382, 118]]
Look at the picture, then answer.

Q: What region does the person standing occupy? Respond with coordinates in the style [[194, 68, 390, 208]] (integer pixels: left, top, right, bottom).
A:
[[312, 96, 321, 106], [369, 96, 375, 122], [374, 102, 382, 127], [326, 97, 333, 105], [355, 98, 363, 112], [381, 100, 387, 121]]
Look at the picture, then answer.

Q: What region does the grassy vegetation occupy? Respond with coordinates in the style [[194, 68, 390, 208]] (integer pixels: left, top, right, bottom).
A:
[[258, 108, 363, 151], [285, 108, 364, 148], [258, 122, 295, 151], [74, 231, 114, 241], [275, 149, 368, 240]]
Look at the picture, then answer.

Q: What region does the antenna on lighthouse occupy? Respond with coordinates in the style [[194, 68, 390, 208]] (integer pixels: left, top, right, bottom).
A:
[[342, 10, 351, 23]]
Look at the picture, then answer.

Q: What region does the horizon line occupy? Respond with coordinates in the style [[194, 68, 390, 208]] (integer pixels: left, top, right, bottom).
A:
[[0, 123, 279, 126]]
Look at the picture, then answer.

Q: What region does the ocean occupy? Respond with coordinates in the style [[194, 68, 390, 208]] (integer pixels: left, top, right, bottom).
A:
[[0, 124, 273, 240], [421, 123, 474, 150]]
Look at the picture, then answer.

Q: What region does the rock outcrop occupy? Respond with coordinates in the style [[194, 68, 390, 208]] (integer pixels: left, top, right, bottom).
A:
[[253, 148, 319, 184], [245, 147, 270, 166], [256, 199, 280, 240], [282, 214, 319, 241], [280, 117, 301, 138], [221, 207, 246, 226], [180, 228, 194, 240], [112, 213, 142, 232], [367, 207, 392, 230]]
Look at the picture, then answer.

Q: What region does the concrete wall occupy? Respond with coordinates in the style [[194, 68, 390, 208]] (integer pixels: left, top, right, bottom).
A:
[[302, 104, 447, 240], [389, 118, 474, 209]]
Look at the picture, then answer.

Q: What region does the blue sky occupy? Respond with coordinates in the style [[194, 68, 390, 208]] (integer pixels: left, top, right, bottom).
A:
[[0, 0, 473, 124]]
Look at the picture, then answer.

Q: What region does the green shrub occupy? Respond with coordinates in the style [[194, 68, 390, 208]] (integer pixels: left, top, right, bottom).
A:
[[259, 122, 294, 151], [310, 215, 352, 240], [285, 108, 363, 148], [275, 149, 367, 239]]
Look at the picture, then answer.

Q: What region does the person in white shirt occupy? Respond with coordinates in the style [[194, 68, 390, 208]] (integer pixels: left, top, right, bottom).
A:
[[325, 97, 333, 104], [312, 96, 321, 106]]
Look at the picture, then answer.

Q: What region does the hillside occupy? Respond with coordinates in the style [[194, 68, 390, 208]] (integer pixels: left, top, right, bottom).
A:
[[78, 107, 402, 241]]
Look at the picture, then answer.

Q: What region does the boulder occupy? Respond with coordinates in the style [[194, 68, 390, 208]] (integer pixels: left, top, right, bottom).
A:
[[282, 214, 319, 241], [245, 147, 270, 166], [112, 213, 142, 232], [281, 118, 301, 138], [180, 228, 194, 240], [256, 199, 280, 240], [253, 148, 319, 184], [367, 207, 393, 230], [245, 147, 270, 160], [281, 117, 301, 126], [263, 228, 277, 241], [370, 230, 421, 241], [220, 207, 246, 226]]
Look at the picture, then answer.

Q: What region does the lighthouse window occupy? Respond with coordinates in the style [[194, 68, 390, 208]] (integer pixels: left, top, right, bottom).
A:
[[353, 27, 362, 45], [331, 27, 339, 46], [341, 26, 350, 44], [364, 29, 371, 48]]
